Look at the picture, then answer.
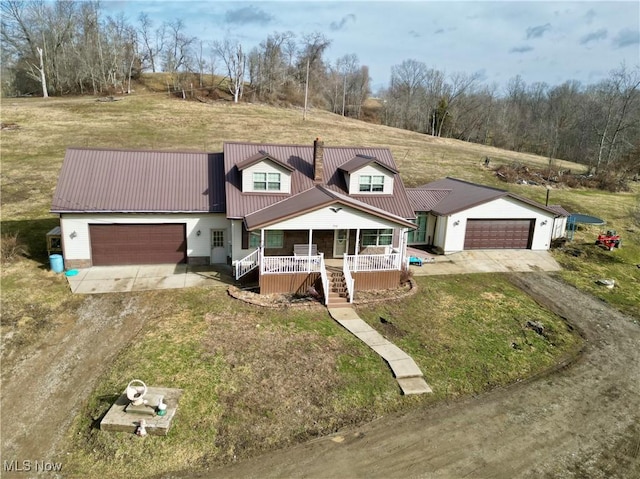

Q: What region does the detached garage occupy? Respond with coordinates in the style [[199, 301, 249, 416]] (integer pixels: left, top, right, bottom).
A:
[[407, 178, 567, 254]]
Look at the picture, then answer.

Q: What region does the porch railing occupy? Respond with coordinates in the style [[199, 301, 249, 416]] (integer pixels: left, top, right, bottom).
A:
[[235, 248, 260, 280], [261, 255, 322, 274], [319, 253, 329, 306], [345, 253, 401, 272], [342, 255, 355, 303]]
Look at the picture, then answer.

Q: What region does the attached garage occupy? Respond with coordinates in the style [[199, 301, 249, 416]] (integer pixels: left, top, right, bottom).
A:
[[464, 219, 534, 250], [90, 224, 186, 266]]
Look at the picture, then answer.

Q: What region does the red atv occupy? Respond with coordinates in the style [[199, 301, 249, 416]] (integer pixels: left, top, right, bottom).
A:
[[596, 230, 622, 251]]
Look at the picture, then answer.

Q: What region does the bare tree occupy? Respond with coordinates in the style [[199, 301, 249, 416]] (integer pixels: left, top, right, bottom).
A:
[[213, 39, 246, 103], [137, 12, 165, 73]]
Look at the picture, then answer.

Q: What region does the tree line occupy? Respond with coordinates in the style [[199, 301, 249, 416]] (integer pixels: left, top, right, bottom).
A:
[[2, 0, 638, 181], [380, 60, 640, 181]]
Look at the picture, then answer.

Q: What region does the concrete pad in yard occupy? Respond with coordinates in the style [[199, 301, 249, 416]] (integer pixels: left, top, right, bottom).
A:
[[74, 277, 135, 294], [371, 343, 410, 361], [101, 387, 183, 436], [84, 266, 139, 280], [388, 357, 423, 379], [353, 330, 390, 347], [397, 377, 433, 395]]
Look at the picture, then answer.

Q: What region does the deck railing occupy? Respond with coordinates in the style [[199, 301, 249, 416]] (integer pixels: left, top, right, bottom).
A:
[[235, 248, 260, 280], [342, 255, 355, 303], [261, 255, 322, 274], [319, 253, 329, 305], [345, 253, 401, 272]]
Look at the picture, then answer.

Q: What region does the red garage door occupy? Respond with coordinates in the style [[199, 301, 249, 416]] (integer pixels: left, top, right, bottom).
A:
[[464, 219, 534, 249], [90, 224, 186, 266]]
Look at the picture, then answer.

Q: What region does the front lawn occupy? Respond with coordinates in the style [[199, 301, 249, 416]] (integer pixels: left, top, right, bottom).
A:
[[62, 274, 581, 477]]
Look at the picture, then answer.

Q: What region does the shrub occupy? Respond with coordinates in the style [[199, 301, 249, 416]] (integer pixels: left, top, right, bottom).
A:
[[400, 264, 414, 284], [1, 233, 29, 263]]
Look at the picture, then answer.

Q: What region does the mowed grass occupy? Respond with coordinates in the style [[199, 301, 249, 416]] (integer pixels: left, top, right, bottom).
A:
[[1, 92, 634, 476], [62, 275, 580, 477]]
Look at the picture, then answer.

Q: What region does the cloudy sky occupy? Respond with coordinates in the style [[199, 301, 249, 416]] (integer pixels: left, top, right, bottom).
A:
[[104, 1, 640, 92]]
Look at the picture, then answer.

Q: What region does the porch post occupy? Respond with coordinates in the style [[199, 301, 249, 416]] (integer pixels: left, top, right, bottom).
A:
[[354, 228, 360, 273], [260, 229, 265, 274], [398, 227, 405, 269], [308, 229, 313, 272]]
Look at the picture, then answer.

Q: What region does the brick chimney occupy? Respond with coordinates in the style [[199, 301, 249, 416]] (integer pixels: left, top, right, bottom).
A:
[[313, 137, 324, 184]]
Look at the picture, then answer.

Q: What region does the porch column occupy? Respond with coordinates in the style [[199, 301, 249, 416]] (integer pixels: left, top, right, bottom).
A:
[[260, 229, 265, 274], [398, 227, 406, 269], [354, 228, 360, 273], [308, 229, 313, 273]]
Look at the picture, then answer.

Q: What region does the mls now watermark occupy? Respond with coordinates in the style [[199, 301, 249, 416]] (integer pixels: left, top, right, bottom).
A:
[[3, 460, 63, 473]]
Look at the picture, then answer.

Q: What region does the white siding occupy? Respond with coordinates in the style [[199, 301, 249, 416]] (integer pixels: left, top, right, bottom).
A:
[[346, 164, 394, 195], [437, 197, 556, 254], [60, 213, 229, 262], [242, 160, 291, 193], [265, 204, 402, 231], [552, 216, 567, 239]]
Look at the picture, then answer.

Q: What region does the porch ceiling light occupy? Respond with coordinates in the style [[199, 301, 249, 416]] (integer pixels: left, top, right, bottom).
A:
[[453, 220, 460, 226]]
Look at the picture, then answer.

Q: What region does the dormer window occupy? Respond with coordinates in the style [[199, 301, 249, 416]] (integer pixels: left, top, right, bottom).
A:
[[359, 175, 384, 192], [253, 172, 281, 191]]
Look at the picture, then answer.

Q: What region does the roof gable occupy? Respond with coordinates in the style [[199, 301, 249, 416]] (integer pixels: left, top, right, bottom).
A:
[[338, 154, 399, 174], [51, 148, 225, 213], [236, 151, 295, 172], [244, 185, 416, 230]]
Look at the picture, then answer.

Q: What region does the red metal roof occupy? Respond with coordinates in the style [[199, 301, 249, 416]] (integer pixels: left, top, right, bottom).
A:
[[51, 148, 225, 213], [236, 151, 295, 172], [409, 178, 563, 216], [406, 189, 451, 212], [224, 141, 415, 220], [244, 185, 417, 230], [338, 155, 399, 174]]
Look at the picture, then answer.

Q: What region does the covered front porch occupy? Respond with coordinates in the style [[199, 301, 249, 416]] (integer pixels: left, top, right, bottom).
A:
[[235, 227, 408, 305]]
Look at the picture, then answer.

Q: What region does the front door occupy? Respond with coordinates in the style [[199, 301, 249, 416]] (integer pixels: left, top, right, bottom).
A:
[[210, 229, 226, 264], [333, 229, 349, 258]]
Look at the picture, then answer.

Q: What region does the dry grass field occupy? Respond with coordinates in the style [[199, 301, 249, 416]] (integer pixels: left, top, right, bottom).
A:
[[1, 92, 637, 477]]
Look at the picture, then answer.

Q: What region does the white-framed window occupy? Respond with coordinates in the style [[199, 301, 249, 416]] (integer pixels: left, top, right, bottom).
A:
[[250, 230, 284, 248], [362, 229, 393, 246], [249, 231, 260, 248], [265, 230, 284, 248], [359, 175, 384, 192], [253, 172, 281, 191]]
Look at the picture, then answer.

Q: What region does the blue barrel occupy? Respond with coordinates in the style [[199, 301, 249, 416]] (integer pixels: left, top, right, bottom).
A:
[[49, 254, 64, 273]]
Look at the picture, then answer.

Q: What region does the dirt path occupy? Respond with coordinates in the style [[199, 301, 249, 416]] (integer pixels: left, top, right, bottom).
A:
[[196, 273, 640, 479], [1, 295, 148, 472]]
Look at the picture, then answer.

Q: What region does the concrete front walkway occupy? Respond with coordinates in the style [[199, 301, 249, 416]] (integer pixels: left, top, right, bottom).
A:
[[65, 264, 232, 294], [328, 307, 432, 395], [407, 249, 561, 276]]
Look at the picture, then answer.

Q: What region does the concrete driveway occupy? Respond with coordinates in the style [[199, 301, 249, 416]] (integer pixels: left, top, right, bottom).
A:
[[66, 264, 233, 294], [408, 249, 561, 275]]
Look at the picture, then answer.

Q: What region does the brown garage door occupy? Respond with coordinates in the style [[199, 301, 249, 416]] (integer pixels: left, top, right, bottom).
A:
[[464, 219, 534, 249], [90, 224, 186, 266]]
